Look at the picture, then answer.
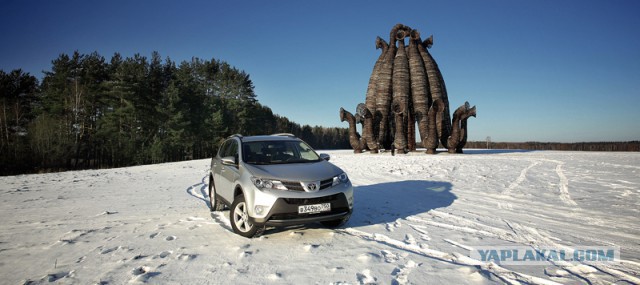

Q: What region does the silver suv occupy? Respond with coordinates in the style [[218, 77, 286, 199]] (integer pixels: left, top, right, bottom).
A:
[[209, 134, 353, 237]]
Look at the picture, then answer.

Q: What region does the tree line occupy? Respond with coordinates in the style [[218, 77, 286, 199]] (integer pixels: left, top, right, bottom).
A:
[[0, 51, 350, 175], [465, 141, 640, 152]]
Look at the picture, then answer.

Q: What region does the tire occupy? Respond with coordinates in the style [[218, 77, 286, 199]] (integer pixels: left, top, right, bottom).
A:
[[321, 213, 351, 228], [208, 175, 225, 211], [230, 195, 263, 238]]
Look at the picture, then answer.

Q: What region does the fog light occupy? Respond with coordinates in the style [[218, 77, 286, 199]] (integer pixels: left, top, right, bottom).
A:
[[255, 205, 265, 215]]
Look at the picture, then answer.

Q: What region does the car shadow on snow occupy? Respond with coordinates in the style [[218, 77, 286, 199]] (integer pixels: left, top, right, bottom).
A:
[[348, 180, 456, 227], [189, 177, 456, 234]]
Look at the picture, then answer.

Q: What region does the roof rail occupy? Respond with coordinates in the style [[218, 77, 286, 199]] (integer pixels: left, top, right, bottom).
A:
[[229, 134, 244, 139], [271, 133, 296, 137]]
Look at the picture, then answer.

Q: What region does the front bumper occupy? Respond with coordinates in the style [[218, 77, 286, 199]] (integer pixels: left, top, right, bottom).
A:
[[250, 193, 352, 227]]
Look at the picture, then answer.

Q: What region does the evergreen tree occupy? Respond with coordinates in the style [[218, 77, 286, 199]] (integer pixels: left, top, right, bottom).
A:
[[0, 69, 38, 173], [2, 51, 350, 175]]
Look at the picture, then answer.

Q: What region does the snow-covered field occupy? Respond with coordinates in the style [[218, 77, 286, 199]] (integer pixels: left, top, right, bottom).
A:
[[1, 150, 639, 284]]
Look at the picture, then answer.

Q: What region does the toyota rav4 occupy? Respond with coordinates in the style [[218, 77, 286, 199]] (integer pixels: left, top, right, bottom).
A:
[[209, 134, 353, 237]]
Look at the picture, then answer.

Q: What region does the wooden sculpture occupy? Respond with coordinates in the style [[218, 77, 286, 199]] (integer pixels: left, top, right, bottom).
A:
[[340, 23, 476, 154]]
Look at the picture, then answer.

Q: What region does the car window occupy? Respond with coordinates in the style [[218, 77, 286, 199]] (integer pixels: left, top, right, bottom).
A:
[[218, 140, 230, 158], [242, 140, 320, 164], [225, 140, 238, 158], [217, 141, 227, 158], [218, 139, 239, 159]]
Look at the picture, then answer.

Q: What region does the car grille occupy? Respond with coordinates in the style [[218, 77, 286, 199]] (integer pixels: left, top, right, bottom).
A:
[[319, 178, 333, 190], [281, 180, 304, 191], [280, 178, 334, 192], [266, 193, 350, 222], [269, 209, 349, 221], [284, 194, 339, 204]]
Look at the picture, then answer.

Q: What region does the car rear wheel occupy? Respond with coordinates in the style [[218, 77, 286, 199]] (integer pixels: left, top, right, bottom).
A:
[[208, 175, 225, 211], [230, 195, 263, 238]]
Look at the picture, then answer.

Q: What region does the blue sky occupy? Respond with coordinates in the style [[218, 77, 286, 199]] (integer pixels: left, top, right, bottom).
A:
[[1, 0, 639, 142]]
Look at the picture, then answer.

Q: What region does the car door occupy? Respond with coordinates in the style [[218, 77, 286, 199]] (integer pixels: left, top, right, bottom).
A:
[[213, 140, 231, 199], [216, 139, 240, 203]]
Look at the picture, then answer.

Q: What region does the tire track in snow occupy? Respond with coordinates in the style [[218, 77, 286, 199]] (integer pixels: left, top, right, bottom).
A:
[[597, 161, 640, 170], [409, 210, 518, 241], [554, 163, 577, 206], [339, 228, 562, 285], [407, 217, 504, 239], [503, 161, 541, 195], [504, 221, 640, 285], [407, 211, 638, 284], [186, 175, 209, 205], [504, 221, 598, 284], [185, 172, 234, 231], [534, 158, 578, 206]]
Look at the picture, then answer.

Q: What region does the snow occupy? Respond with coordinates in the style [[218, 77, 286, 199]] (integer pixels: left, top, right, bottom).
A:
[[1, 150, 639, 284]]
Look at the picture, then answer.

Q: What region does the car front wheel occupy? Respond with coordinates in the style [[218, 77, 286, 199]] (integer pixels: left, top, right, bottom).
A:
[[230, 195, 263, 238]]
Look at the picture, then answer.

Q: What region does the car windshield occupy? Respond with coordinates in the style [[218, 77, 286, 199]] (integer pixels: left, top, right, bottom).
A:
[[242, 140, 321, 165]]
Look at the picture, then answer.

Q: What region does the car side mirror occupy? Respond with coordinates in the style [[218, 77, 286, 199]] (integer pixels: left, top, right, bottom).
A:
[[319, 153, 330, 161], [221, 156, 237, 166]]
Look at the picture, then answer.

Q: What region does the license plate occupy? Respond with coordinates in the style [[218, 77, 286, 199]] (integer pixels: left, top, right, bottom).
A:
[[298, 203, 331, 214]]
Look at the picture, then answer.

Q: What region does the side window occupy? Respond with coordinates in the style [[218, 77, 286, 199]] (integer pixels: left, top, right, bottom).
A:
[[224, 140, 239, 166], [219, 139, 238, 158], [226, 140, 238, 158], [217, 140, 230, 158]]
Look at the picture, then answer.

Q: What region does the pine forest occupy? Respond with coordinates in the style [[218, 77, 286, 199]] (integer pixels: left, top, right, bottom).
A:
[[0, 51, 350, 175]]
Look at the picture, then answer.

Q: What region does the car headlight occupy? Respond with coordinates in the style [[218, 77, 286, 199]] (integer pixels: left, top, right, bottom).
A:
[[251, 177, 287, 190], [332, 172, 349, 186]]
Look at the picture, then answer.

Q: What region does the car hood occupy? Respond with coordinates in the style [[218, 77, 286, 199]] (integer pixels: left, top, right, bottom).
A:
[[243, 161, 343, 182]]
